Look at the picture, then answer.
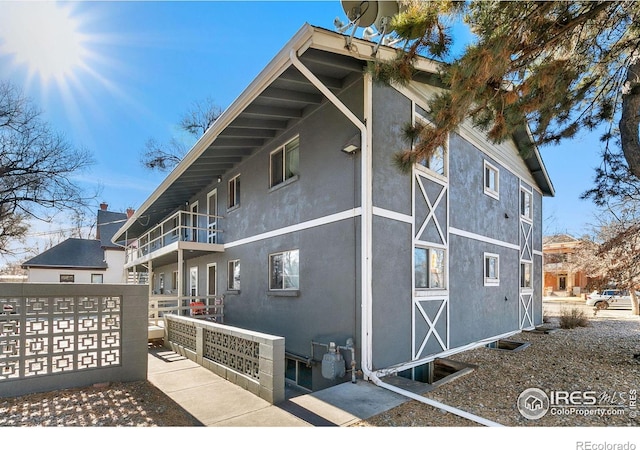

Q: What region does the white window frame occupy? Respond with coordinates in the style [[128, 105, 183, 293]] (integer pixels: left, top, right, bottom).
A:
[[269, 135, 299, 188], [228, 174, 240, 209], [227, 259, 240, 291], [520, 261, 533, 290], [484, 160, 500, 200], [484, 252, 500, 286], [414, 246, 446, 290], [520, 186, 533, 222], [206, 263, 217, 298], [269, 249, 299, 291], [189, 266, 198, 297], [414, 112, 448, 179]]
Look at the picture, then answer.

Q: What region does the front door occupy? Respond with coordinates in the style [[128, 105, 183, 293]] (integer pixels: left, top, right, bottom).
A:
[[189, 266, 198, 297], [207, 190, 217, 244], [190, 202, 199, 242], [207, 263, 217, 298], [559, 275, 567, 291]]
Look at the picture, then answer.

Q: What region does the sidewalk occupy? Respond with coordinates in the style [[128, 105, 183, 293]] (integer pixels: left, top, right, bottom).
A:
[[147, 346, 409, 427]]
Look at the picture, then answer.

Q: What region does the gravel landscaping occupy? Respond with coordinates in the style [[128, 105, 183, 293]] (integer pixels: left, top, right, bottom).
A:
[[1, 298, 638, 428], [355, 299, 640, 427]]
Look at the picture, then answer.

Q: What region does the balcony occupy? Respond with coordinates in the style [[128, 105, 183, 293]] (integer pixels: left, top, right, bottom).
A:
[[124, 210, 223, 268]]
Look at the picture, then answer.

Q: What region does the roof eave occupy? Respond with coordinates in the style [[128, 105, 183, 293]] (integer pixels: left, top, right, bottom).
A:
[[514, 125, 555, 197], [113, 24, 321, 243]]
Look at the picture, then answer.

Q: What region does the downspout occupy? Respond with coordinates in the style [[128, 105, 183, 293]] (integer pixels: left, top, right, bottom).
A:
[[289, 49, 503, 427]]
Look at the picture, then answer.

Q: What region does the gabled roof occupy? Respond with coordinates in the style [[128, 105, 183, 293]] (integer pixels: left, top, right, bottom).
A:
[[97, 210, 127, 249], [113, 24, 554, 242], [21, 238, 108, 270]]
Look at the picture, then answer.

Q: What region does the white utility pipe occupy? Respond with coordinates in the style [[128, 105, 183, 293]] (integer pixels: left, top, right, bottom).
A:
[[289, 48, 503, 427]]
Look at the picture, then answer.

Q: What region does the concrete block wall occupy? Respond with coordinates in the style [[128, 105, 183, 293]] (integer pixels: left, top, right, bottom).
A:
[[165, 314, 285, 404], [0, 283, 148, 398]]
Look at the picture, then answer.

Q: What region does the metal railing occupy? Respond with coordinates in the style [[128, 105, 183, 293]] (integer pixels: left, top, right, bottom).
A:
[[125, 210, 223, 263], [148, 295, 224, 327]]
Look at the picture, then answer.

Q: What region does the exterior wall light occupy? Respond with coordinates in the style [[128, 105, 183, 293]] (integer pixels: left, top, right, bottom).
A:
[[341, 133, 360, 154]]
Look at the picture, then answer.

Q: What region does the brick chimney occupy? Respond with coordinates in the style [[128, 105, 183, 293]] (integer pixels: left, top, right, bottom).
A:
[[127, 207, 135, 218], [100, 202, 108, 211]]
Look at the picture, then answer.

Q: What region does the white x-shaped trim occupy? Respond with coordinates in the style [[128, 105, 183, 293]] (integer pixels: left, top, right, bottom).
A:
[[414, 298, 448, 359], [519, 293, 533, 329], [415, 175, 447, 246], [520, 221, 532, 261]]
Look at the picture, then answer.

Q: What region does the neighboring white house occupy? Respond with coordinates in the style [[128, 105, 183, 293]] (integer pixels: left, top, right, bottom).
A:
[[22, 204, 131, 284]]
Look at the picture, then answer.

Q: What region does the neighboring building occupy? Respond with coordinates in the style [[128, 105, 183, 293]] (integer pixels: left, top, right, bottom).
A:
[[113, 25, 554, 392], [543, 234, 591, 296], [22, 203, 130, 284]]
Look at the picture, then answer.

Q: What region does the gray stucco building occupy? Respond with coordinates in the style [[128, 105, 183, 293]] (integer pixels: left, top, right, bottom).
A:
[[113, 25, 554, 392]]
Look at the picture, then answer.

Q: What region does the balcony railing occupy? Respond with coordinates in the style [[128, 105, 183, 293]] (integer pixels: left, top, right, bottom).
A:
[[149, 295, 224, 327], [125, 210, 223, 264]]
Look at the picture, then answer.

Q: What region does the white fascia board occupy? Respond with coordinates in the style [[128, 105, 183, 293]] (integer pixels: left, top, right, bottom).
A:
[[309, 27, 440, 75], [522, 122, 556, 197]]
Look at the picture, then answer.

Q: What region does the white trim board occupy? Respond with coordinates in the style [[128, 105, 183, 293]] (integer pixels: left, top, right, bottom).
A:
[[449, 227, 520, 251], [224, 207, 362, 249], [372, 206, 413, 224]]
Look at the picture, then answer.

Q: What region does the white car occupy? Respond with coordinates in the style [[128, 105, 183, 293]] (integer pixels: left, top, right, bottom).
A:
[[585, 289, 635, 309]]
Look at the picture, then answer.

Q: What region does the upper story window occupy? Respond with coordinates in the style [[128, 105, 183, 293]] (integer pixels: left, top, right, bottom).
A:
[[521, 187, 533, 221], [484, 253, 500, 286], [414, 112, 447, 177], [484, 160, 500, 200], [270, 136, 299, 188], [269, 249, 299, 291], [228, 175, 240, 209]]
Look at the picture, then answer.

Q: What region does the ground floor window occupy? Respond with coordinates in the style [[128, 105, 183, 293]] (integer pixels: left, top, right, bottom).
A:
[[414, 247, 445, 289], [269, 249, 299, 290], [228, 259, 240, 291], [91, 273, 104, 284], [285, 357, 312, 391]]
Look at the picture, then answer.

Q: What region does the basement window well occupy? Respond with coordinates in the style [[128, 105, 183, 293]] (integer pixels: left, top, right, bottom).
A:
[[391, 358, 477, 392], [486, 339, 530, 352]]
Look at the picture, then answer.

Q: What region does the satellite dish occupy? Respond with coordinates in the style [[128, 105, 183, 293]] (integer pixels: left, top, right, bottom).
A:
[[341, 0, 378, 28], [373, 1, 400, 32]]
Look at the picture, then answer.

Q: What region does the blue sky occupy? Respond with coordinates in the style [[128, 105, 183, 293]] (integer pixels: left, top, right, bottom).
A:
[[0, 0, 603, 264]]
